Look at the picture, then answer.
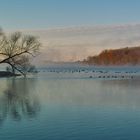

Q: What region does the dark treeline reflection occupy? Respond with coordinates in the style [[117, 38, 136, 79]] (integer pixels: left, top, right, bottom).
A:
[[0, 78, 40, 125]]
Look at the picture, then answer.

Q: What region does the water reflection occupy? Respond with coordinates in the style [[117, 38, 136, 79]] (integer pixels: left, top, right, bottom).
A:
[[39, 79, 140, 109], [0, 78, 40, 125]]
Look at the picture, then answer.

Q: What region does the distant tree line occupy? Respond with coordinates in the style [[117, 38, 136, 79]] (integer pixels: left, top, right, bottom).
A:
[[83, 47, 140, 65]]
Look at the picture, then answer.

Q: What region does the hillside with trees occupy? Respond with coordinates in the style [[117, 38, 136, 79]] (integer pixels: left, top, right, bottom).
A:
[[83, 46, 140, 65]]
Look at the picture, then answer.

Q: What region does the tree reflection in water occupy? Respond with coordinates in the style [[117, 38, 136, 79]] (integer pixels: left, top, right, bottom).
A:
[[0, 78, 40, 125]]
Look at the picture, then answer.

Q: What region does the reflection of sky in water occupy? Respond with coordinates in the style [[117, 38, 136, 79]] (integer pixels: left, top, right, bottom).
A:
[[0, 73, 140, 139], [37, 78, 140, 110]]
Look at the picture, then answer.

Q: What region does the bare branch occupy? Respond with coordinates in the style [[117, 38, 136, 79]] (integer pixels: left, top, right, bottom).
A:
[[0, 29, 41, 77]]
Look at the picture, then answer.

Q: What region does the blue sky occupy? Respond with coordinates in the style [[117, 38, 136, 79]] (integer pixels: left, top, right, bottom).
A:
[[0, 0, 140, 29]]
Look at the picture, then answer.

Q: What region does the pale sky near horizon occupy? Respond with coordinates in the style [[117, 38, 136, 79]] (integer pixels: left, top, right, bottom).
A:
[[1, 0, 140, 63]]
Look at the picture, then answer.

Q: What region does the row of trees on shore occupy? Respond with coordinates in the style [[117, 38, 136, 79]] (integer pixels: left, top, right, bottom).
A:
[[83, 47, 140, 65], [0, 28, 41, 77]]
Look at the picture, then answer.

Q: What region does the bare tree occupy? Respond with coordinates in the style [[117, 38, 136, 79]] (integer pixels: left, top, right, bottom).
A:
[[9, 55, 38, 77], [0, 30, 41, 76]]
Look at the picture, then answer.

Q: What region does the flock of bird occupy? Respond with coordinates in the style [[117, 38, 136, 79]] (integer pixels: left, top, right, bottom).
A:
[[44, 68, 139, 79]]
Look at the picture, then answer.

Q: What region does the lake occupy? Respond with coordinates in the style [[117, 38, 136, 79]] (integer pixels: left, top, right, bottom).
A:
[[0, 66, 140, 140]]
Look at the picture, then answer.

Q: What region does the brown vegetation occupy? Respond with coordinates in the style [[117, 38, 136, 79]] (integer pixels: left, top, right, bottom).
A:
[[83, 46, 140, 65]]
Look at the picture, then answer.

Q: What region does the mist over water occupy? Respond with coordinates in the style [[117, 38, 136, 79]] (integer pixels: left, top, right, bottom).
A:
[[21, 24, 140, 64]]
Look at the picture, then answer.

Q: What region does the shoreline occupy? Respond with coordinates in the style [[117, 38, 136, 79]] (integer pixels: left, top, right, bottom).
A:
[[0, 71, 21, 77]]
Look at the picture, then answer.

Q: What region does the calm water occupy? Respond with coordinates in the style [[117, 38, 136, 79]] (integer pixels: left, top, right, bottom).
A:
[[0, 68, 140, 140]]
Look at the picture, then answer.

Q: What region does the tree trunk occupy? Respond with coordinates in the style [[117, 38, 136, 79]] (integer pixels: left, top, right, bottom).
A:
[[12, 66, 15, 74]]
